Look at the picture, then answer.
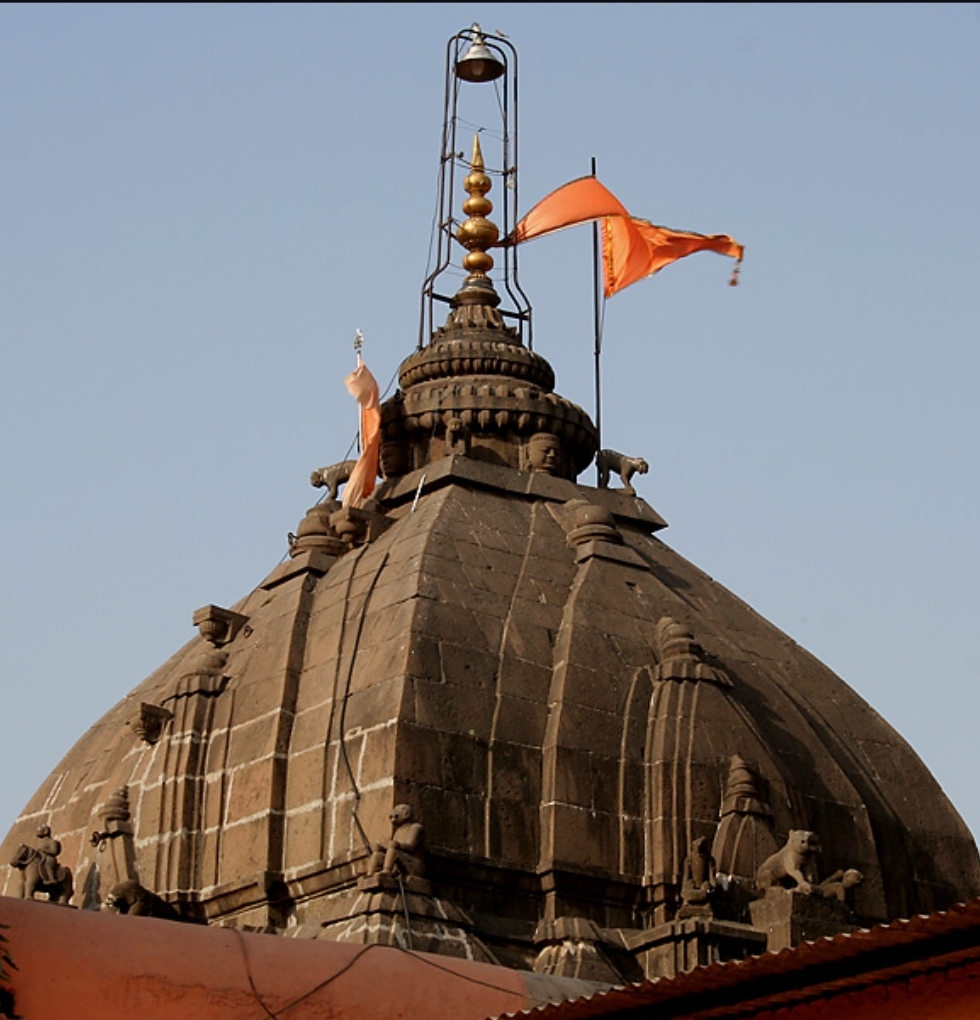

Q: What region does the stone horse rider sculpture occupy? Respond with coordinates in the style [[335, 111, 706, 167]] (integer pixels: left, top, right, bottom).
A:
[[10, 824, 74, 904]]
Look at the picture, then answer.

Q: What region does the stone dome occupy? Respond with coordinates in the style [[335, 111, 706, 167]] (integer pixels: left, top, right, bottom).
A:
[[3, 284, 978, 979], [3, 53, 978, 978]]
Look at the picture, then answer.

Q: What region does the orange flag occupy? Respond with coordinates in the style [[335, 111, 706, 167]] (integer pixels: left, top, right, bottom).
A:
[[510, 176, 629, 244], [342, 355, 381, 508], [602, 215, 743, 297], [511, 176, 743, 296]]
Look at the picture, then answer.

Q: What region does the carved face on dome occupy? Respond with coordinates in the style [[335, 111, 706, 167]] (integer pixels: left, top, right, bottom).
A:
[[527, 433, 560, 475]]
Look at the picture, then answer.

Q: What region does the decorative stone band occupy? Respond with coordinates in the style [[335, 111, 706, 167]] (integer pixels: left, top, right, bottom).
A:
[[383, 389, 595, 477], [653, 659, 733, 687], [382, 383, 598, 474], [398, 335, 556, 391]]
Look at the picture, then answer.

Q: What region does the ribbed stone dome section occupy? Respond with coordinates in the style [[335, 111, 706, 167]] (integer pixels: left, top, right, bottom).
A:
[[4, 457, 978, 973]]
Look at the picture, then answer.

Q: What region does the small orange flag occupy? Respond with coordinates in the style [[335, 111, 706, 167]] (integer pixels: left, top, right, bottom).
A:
[[510, 177, 743, 296], [342, 355, 381, 508]]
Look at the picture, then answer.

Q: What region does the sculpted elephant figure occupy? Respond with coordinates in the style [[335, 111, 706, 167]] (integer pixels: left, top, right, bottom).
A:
[[10, 843, 74, 905]]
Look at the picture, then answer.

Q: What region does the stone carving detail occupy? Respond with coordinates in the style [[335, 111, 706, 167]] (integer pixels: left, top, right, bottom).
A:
[[755, 830, 822, 895], [364, 804, 426, 881], [288, 502, 347, 558], [711, 755, 780, 882], [192, 604, 248, 647], [653, 617, 732, 686], [103, 878, 182, 920], [129, 702, 173, 745], [524, 432, 561, 475], [328, 504, 389, 548], [89, 787, 134, 849], [310, 459, 358, 500], [532, 917, 625, 984], [445, 415, 469, 456], [555, 499, 624, 548], [817, 868, 864, 904], [596, 449, 649, 495], [89, 787, 139, 900], [10, 825, 74, 904], [399, 333, 555, 391], [677, 836, 718, 918]]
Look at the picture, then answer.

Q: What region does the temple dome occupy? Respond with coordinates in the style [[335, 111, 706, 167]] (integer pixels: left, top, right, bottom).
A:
[[3, 315, 978, 974], [3, 25, 978, 981]]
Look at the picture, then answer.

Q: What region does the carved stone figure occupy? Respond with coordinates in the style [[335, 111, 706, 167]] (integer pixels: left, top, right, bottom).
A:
[[129, 702, 173, 745], [596, 449, 649, 495], [310, 459, 358, 500], [445, 416, 469, 456], [755, 830, 822, 895], [525, 433, 561, 475], [103, 879, 182, 921], [365, 803, 426, 879], [10, 826, 74, 904], [678, 836, 717, 917], [817, 868, 864, 904]]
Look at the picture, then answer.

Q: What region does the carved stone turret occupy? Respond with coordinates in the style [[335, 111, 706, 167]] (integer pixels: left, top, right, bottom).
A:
[[380, 136, 597, 482], [711, 755, 780, 884], [90, 787, 139, 901]]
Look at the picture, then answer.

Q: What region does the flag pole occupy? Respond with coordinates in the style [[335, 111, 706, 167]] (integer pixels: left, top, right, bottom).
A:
[[353, 328, 364, 452], [590, 157, 602, 484]]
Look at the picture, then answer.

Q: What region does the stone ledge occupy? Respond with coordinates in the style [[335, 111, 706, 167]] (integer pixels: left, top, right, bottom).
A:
[[574, 540, 649, 568], [377, 457, 667, 532], [259, 549, 338, 590]]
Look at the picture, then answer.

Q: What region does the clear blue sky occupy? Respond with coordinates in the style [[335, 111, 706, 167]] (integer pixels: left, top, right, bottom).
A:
[[2, 4, 979, 852]]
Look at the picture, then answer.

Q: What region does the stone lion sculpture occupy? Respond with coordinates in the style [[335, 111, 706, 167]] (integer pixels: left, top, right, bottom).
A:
[[596, 449, 649, 495], [310, 459, 358, 500], [103, 879, 183, 921], [755, 829, 822, 895]]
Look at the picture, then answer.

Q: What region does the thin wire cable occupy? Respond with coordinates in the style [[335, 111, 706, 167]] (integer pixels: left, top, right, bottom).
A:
[[235, 930, 377, 1019], [392, 943, 531, 995], [234, 927, 526, 1020], [234, 928, 281, 1019], [336, 549, 390, 852], [395, 871, 414, 951]]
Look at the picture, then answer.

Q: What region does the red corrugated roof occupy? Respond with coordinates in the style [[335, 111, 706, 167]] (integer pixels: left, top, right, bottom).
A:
[[0, 894, 535, 1020], [499, 898, 980, 1020]]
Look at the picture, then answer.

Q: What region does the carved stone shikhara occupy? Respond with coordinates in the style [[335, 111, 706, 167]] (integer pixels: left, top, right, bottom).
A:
[[653, 616, 731, 686], [712, 755, 780, 884], [596, 449, 649, 495]]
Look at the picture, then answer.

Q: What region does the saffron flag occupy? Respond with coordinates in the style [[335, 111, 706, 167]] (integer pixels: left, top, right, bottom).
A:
[[601, 215, 743, 297], [511, 176, 743, 296], [510, 176, 629, 244], [342, 355, 381, 508]]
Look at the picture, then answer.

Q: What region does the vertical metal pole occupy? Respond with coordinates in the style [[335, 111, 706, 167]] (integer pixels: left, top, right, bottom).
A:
[[591, 157, 602, 482]]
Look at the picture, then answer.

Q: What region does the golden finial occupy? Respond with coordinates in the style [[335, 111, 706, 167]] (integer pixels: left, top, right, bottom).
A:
[[456, 134, 499, 281]]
